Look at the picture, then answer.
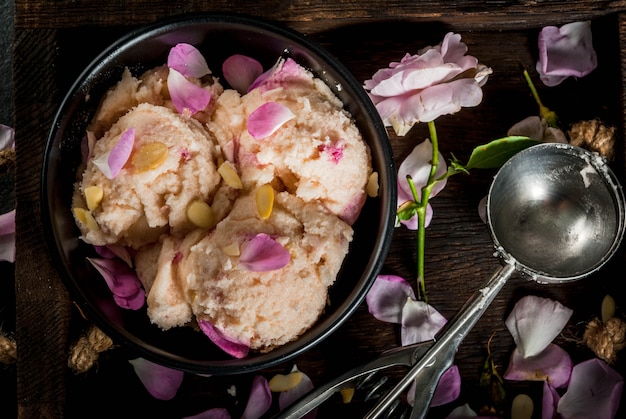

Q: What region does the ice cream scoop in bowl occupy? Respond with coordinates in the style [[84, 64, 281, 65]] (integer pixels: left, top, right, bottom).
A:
[[41, 13, 396, 374]]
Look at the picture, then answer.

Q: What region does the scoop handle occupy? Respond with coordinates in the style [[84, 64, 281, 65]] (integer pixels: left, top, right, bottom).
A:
[[365, 262, 516, 419]]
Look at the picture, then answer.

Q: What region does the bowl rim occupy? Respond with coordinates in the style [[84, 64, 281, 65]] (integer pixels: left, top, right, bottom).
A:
[[41, 11, 397, 374]]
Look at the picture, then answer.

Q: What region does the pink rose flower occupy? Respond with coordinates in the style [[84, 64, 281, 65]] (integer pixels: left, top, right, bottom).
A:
[[364, 32, 492, 136]]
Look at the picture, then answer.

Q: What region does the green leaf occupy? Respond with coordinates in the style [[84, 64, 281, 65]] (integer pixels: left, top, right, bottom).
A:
[[464, 136, 540, 170]]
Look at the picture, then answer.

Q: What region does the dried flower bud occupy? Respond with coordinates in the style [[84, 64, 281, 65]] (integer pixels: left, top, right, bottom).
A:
[[568, 119, 616, 161]]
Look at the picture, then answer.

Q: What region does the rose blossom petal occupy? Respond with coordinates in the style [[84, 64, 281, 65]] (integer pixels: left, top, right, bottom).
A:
[[238, 233, 290, 272], [128, 357, 184, 400], [247, 102, 295, 139], [536, 21, 597, 87], [167, 43, 211, 78], [87, 258, 145, 309], [366, 275, 416, 323], [401, 299, 447, 346], [92, 128, 135, 179], [94, 244, 133, 267], [407, 365, 461, 409], [198, 320, 250, 358], [505, 295, 573, 358], [398, 139, 448, 200], [364, 33, 490, 135], [396, 139, 447, 230], [431, 365, 462, 407], [222, 54, 264, 94], [557, 358, 623, 419], [0, 209, 16, 263], [0, 123, 14, 150], [278, 367, 315, 414], [503, 344, 573, 388], [542, 380, 560, 419], [241, 375, 272, 419], [182, 408, 232, 419], [167, 68, 212, 115]]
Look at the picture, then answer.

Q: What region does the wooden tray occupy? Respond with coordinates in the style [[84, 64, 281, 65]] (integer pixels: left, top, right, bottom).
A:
[[12, 2, 626, 417]]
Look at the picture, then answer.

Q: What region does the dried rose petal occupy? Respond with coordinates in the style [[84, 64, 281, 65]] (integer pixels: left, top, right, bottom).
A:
[[222, 54, 264, 94], [241, 375, 272, 419], [87, 257, 145, 310], [128, 357, 184, 400], [0, 209, 16, 263], [167, 68, 212, 115], [247, 102, 295, 139], [198, 320, 249, 358], [167, 43, 211, 78], [238, 233, 290, 272], [92, 128, 135, 179]]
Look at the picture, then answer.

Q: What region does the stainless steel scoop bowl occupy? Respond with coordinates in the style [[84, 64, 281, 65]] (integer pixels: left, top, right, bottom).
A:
[[275, 143, 626, 419], [488, 142, 624, 283]]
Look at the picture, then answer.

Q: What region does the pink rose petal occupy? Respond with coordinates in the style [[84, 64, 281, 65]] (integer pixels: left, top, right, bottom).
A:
[[0, 123, 14, 150], [536, 21, 597, 87], [92, 128, 135, 179], [503, 344, 573, 388], [247, 102, 295, 140], [94, 244, 133, 267], [542, 381, 560, 419], [167, 68, 212, 115], [505, 295, 573, 358], [364, 33, 491, 135], [407, 365, 461, 408], [167, 43, 211, 78], [198, 320, 250, 358], [238, 233, 290, 272], [366, 274, 416, 324], [318, 141, 344, 164], [557, 358, 623, 419], [222, 54, 264, 94], [430, 365, 461, 407], [128, 357, 184, 400], [278, 368, 315, 414], [241, 375, 272, 419], [182, 408, 232, 419], [87, 257, 145, 310], [0, 210, 16, 263], [401, 299, 447, 346]]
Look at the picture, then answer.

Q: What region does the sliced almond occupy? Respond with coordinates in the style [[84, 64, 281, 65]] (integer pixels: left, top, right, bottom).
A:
[[255, 184, 274, 219], [218, 161, 243, 189], [84, 185, 103, 211], [132, 142, 168, 172], [186, 200, 215, 229]]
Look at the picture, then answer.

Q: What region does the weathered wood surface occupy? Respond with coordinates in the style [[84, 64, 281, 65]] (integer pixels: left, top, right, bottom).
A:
[[13, 2, 626, 418]]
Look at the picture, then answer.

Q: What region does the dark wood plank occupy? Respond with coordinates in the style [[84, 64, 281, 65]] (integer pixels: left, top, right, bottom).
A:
[[13, 0, 626, 31], [12, 3, 626, 418]]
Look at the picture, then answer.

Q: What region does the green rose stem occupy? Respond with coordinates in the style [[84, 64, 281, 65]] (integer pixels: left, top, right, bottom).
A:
[[523, 68, 558, 128], [406, 120, 441, 302]]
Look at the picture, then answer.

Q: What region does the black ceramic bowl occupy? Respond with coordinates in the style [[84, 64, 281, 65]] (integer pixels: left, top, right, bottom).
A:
[[42, 13, 396, 375]]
